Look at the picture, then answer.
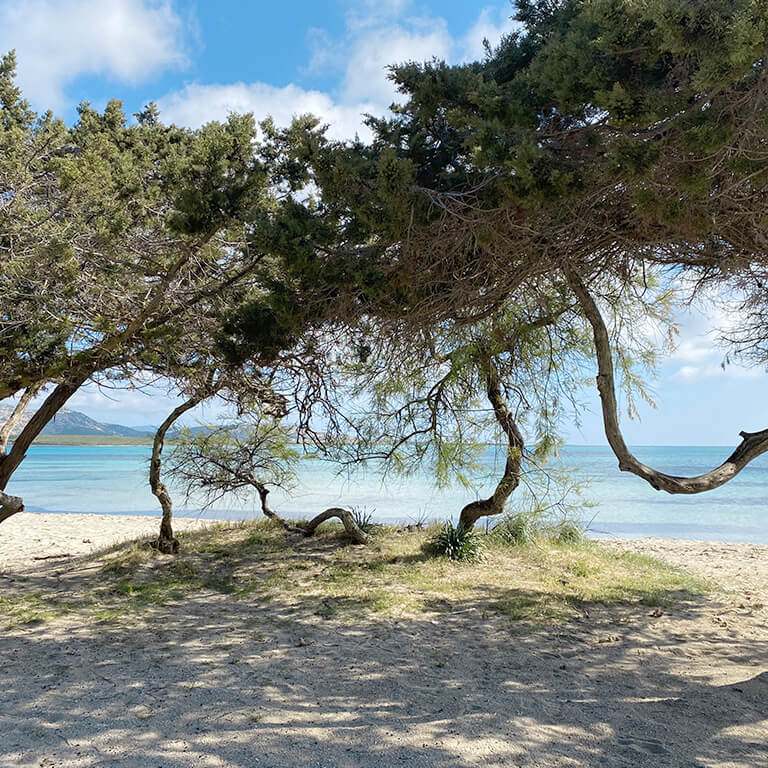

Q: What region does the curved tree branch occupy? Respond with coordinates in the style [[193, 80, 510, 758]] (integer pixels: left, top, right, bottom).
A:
[[0, 490, 24, 523], [566, 268, 768, 493], [253, 483, 368, 545], [301, 507, 369, 545], [459, 355, 524, 530]]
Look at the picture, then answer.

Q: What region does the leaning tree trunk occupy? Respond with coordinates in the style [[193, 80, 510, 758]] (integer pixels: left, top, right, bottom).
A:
[[459, 357, 524, 531], [0, 375, 89, 523], [150, 395, 206, 554], [566, 268, 768, 492], [253, 482, 368, 545], [0, 385, 41, 521]]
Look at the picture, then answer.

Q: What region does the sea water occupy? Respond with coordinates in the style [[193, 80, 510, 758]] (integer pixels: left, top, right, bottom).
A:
[[6, 444, 767, 544]]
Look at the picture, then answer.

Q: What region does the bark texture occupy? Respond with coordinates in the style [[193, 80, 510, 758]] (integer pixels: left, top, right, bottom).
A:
[[459, 357, 524, 530], [301, 508, 369, 545], [0, 375, 89, 524], [567, 268, 768, 493], [150, 396, 204, 554], [0, 491, 24, 522], [0, 377, 87, 492]]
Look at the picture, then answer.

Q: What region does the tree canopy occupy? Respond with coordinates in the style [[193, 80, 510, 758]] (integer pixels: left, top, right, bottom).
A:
[[2, 0, 768, 533]]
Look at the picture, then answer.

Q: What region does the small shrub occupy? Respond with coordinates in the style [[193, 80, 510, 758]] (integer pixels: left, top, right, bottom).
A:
[[425, 522, 483, 562], [550, 518, 586, 545], [351, 506, 379, 534], [493, 512, 539, 546]]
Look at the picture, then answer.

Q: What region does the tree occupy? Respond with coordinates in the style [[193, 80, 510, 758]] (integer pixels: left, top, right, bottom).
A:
[[260, 0, 768, 507], [166, 409, 369, 545], [0, 52, 274, 523]]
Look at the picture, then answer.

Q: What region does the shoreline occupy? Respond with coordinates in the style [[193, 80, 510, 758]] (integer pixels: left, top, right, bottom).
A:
[[2, 511, 767, 588]]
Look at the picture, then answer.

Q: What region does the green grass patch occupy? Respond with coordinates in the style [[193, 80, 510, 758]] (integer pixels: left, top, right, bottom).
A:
[[0, 519, 710, 631]]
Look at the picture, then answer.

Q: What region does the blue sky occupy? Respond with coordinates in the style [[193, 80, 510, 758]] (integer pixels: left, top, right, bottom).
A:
[[1, 0, 765, 445]]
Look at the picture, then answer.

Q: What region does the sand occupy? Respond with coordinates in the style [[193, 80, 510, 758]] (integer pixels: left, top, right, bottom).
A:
[[1, 513, 766, 768]]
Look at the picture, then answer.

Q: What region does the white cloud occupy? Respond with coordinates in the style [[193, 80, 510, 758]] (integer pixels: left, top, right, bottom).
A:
[[345, 0, 413, 30], [670, 363, 762, 382], [159, 82, 378, 141], [665, 295, 764, 382], [339, 20, 454, 107], [0, 0, 188, 110], [461, 7, 520, 62], [161, 4, 516, 139]]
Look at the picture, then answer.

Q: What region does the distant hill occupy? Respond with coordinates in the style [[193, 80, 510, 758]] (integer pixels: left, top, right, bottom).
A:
[[0, 405, 154, 438]]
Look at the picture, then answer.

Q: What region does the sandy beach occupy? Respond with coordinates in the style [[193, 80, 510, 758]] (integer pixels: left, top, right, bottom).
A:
[[1, 512, 766, 768]]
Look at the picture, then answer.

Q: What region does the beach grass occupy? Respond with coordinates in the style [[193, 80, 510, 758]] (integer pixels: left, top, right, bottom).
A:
[[0, 519, 710, 630]]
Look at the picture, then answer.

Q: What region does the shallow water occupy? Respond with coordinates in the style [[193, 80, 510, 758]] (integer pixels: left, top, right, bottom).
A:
[[8, 444, 768, 544]]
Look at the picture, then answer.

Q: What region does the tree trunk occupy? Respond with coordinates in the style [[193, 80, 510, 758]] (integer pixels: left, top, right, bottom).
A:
[[566, 268, 768, 492], [254, 483, 368, 545], [0, 383, 43, 457], [150, 396, 207, 554], [459, 357, 524, 530], [0, 375, 89, 523], [301, 508, 369, 545], [0, 491, 24, 522]]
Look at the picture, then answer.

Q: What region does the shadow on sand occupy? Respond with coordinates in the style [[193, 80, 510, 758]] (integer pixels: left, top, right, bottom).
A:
[[1, 548, 766, 767]]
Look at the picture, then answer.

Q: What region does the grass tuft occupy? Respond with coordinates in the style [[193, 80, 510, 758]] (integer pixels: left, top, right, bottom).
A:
[[424, 522, 483, 562]]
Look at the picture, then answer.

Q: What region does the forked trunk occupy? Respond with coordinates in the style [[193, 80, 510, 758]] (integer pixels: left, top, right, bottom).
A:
[[0, 376, 89, 524], [459, 357, 524, 530], [0, 383, 43, 457]]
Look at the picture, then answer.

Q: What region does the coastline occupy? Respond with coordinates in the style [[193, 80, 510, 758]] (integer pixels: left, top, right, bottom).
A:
[[0, 512, 222, 573], [2, 511, 767, 590]]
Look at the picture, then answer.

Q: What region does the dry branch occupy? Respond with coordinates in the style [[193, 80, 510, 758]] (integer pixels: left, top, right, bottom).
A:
[[255, 483, 368, 545]]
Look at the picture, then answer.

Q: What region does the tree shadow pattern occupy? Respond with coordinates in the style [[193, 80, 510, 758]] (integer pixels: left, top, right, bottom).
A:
[[0, 548, 766, 768]]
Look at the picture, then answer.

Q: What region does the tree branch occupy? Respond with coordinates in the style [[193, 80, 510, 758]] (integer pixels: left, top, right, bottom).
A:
[[0, 382, 43, 457], [0, 490, 24, 523], [0, 374, 89, 493], [253, 483, 368, 545], [459, 355, 525, 530], [566, 268, 768, 493]]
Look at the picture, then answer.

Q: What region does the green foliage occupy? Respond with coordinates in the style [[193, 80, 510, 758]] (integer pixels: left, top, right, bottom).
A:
[[492, 463, 591, 547], [493, 510, 588, 548], [494, 512, 540, 546], [425, 522, 483, 563], [550, 518, 587, 546], [350, 506, 379, 535], [168, 412, 299, 509]]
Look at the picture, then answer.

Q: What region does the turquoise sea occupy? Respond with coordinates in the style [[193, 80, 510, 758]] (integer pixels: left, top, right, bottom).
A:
[[7, 444, 768, 544]]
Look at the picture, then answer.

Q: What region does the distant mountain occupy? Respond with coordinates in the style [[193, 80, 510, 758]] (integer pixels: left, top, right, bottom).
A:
[[0, 405, 154, 437]]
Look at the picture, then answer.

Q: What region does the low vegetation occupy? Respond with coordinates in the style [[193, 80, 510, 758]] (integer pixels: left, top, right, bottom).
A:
[[0, 519, 709, 630]]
